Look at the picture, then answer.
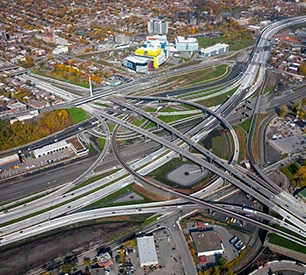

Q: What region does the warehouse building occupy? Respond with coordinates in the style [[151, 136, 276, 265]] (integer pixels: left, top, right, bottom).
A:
[[33, 140, 71, 158], [191, 230, 224, 257], [0, 154, 21, 171], [199, 43, 229, 58], [137, 236, 158, 267]]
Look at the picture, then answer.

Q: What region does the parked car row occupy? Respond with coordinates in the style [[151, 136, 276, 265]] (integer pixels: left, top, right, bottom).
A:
[[229, 236, 246, 252]]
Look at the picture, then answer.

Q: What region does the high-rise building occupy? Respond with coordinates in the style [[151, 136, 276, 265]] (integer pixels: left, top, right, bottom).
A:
[[147, 19, 168, 35]]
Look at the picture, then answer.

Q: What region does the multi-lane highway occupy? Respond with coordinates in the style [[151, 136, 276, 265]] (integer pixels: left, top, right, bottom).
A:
[[1, 16, 306, 275]]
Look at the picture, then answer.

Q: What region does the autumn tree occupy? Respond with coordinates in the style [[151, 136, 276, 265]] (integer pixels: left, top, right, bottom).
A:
[[279, 105, 288, 117], [299, 62, 306, 76], [293, 166, 306, 188]]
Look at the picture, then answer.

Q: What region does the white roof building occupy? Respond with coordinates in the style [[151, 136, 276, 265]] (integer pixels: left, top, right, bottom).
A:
[[175, 36, 199, 52], [33, 140, 70, 158], [199, 43, 229, 58], [137, 236, 158, 267]]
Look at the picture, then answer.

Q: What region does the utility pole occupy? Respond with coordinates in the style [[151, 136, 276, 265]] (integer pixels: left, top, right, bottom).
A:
[[89, 77, 93, 97]]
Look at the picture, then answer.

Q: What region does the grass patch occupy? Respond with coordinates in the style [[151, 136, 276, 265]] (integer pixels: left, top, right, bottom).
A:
[[96, 137, 106, 150], [186, 65, 230, 86], [144, 107, 157, 112], [84, 183, 136, 209], [107, 123, 117, 132], [157, 114, 193, 123], [67, 108, 88, 124], [160, 67, 212, 87], [233, 127, 248, 163], [280, 162, 300, 181], [211, 136, 225, 158], [252, 113, 267, 162], [95, 102, 109, 107], [197, 86, 238, 107], [144, 121, 156, 130], [133, 118, 147, 127], [142, 214, 162, 226], [233, 117, 253, 163], [198, 36, 254, 51], [268, 233, 306, 254], [160, 107, 182, 112], [148, 157, 196, 188], [237, 116, 252, 133]]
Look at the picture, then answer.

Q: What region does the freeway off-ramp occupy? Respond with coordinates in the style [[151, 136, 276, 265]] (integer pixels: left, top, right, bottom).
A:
[[1, 16, 306, 275]]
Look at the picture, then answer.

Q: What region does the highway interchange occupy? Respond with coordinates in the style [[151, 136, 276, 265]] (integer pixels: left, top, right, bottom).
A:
[[1, 15, 306, 275]]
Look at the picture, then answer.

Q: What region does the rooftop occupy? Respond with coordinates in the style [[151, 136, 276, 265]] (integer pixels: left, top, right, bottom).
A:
[[137, 236, 158, 266], [33, 140, 69, 156], [0, 154, 20, 170], [191, 230, 223, 254], [175, 36, 198, 43]]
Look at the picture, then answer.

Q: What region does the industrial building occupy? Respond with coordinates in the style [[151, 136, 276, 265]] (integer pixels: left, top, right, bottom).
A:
[[33, 140, 71, 158], [136, 236, 158, 267], [175, 36, 199, 52], [147, 19, 168, 35], [199, 43, 229, 57], [0, 154, 21, 171], [191, 230, 224, 257]]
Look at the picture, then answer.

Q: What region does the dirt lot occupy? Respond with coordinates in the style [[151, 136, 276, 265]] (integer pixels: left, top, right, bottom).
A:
[[0, 222, 138, 275]]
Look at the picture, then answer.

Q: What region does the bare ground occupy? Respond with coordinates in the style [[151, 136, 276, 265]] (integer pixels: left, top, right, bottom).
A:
[[0, 222, 139, 275]]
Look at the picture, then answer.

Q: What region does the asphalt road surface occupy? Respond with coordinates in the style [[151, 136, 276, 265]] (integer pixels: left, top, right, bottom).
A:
[[0, 140, 162, 204]]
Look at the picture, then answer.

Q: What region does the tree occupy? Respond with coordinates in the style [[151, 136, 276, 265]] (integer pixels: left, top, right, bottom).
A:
[[293, 166, 306, 188], [299, 62, 306, 76], [218, 257, 228, 271], [212, 265, 220, 275], [279, 105, 288, 117]]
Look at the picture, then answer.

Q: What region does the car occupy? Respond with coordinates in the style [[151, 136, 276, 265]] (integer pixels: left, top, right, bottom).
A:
[[199, 255, 207, 263], [20, 231, 23, 233], [172, 247, 176, 250], [67, 206, 71, 208], [112, 212, 116, 214]]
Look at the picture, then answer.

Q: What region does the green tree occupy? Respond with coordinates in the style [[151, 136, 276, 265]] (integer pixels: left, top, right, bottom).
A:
[[218, 257, 228, 271]]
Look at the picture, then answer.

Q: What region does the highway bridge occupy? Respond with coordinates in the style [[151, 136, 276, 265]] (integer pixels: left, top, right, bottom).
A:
[[1, 15, 306, 257]]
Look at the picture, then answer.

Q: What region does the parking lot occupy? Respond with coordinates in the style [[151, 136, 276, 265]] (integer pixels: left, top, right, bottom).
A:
[[267, 117, 306, 155], [0, 147, 75, 179], [108, 228, 184, 275]]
